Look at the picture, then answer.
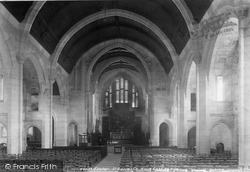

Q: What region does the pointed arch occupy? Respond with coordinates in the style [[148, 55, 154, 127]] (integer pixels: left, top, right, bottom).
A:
[[67, 122, 78, 147], [158, 120, 174, 146], [210, 122, 233, 152]]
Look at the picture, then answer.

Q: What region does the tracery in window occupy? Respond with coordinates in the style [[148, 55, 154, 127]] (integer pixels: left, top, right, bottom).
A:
[[116, 78, 128, 103], [132, 85, 138, 108], [105, 85, 112, 108], [105, 78, 138, 108]]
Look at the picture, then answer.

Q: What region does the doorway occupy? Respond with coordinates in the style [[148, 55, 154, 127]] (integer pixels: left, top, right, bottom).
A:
[[188, 126, 196, 148], [27, 126, 41, 148], [67, 122, 78, 146], [159, 122, 169, 147]]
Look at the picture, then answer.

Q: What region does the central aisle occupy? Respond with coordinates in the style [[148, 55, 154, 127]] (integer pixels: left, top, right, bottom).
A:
[[88, 153, 122, 172]]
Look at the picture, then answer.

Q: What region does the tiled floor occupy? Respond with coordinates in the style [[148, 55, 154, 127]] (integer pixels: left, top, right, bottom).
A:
[[88, 153, 122, 172]]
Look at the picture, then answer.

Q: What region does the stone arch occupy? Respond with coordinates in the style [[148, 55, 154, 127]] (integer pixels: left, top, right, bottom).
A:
[[0, 28, 13, 75], [187, 126, 196, 148], [25, 53, 46, 90], [54, 67, 68, 100], [201, 5, 238, 79], [67, 121, 78, 147], [18, 1, 45, 63], [84, 39, 154, 92], [159, 122, 169, 147], [173, 0, 194, 34], [23, 59, 41, 113], [157, 120, 174, 147], [51, 9, 178, 72], [210, 122, 233, 152], [26, 126, 42, 148], [181, 50, 197, 95], [54, 75, 65, 97], [0, 121, 7, 146], [204, 16, 239, 106], [91, 56, 147, 88]]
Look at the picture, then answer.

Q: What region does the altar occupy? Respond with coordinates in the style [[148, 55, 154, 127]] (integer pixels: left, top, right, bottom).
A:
[[108, 132, 133, 154], [110, 132, 133, 140]]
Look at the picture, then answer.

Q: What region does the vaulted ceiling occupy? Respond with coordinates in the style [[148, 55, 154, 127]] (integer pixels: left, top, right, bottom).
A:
[[2, 0, 213, 74]]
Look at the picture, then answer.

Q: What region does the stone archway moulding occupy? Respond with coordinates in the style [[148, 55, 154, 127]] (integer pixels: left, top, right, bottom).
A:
[[50, 9, 178, 72], [25, 124, 42, 142], [83, 39, 156, 92], [199, 3, 239, 78], [18, 1, 45, 63], [157, 120, 174, 146], [91, 56, 147, 85], [25, 53, 47, 92]]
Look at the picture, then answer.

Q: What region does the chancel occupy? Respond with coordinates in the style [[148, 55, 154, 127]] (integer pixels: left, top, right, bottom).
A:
[[0, 0, 250, 171]]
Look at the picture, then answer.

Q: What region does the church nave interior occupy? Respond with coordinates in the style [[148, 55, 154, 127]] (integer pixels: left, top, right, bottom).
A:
[[0, 0, 250, 171]]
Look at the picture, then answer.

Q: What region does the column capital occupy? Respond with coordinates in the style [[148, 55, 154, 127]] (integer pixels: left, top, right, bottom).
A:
[[235, 6, 250, 28], [189, 21, 200, 39], [192, 54, 202, 65]]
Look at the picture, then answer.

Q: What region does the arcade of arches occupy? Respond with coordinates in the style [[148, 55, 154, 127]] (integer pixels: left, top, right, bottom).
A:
[[0, 0, 250, 167]]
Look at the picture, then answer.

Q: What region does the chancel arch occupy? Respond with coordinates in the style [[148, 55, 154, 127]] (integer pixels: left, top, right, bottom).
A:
[[90, 56, 148, 87], [84, 39, 154, 89]]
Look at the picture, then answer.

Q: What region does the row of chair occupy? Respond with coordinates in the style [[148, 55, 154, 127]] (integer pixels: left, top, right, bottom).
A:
[[0, 149, 104, 172], [119, 148, 239, 171]]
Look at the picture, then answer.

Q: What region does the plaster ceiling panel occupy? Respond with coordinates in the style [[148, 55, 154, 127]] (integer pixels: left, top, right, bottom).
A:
[[30, 1, 190, 55], [3, 1, 212, 76], [184, 0, 213, 23], [1, 1, 33, 22], [58, 16, 171, 74], [58, 24, 169, 74]]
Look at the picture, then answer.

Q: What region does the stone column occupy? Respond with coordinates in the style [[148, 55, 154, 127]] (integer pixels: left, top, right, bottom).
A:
[[236, 6, 250, 167], [7, 60, 24, 154], [195, 62, 210, 155], [81, 60, 87, 134], [178, 86, 187, 148], [87, 92, 93, 132], [148, 91, 154, 145], [40, 80, 52, 148]]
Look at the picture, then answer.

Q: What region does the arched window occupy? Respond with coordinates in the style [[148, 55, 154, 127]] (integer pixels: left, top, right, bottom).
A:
[[104, 78, 139, 108], [116, 78, 128, 103], [132, 85, 138, 108], [105, 85, 112, 108]]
